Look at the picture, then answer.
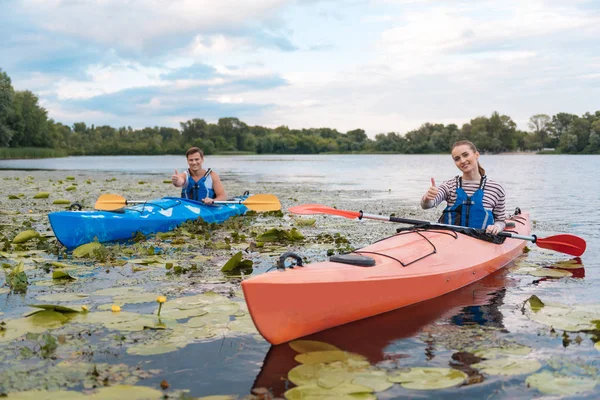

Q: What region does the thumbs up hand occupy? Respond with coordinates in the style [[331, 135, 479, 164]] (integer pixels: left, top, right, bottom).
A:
[[171, 169, 182, 186], [424, 177, 438, 201]]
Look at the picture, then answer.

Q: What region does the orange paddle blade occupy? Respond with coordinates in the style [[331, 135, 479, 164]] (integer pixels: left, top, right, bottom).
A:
[[536, 234, 586, 257], [288, 204, 361, 219], [239, 194, 281, 212], [94, 194, 127, 211]]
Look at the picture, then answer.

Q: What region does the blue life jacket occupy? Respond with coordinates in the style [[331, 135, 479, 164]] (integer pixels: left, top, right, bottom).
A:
[[181, 168, 215, 201], [440, 176, 494, 229]]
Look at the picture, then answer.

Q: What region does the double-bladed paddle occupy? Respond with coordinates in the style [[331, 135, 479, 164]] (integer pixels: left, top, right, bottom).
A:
[[95, 193, 281, 212], [288, 204, 586, 257]]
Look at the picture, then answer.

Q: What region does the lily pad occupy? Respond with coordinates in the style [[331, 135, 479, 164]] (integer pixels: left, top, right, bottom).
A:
[[525, 370, 597, 395], [221, 251, 253, 272], [290, 340, 341, 353], [52, 269, 77, 280], [388, 367, 467, 390], [284, 383, 374, 400], [295, 350, 368, 365], [472, 357, 542, 375], [33, 192, 50, 199], [72, 242, 103, 258], [52, 199, 72, 205], [27, 304, 83, 314], [13, 230, 40, 244], [36, 293, 89, 302]]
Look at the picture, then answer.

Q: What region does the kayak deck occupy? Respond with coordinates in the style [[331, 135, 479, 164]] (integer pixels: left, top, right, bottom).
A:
[[242, 213, 531, 345], [48, 195, 248, 249]]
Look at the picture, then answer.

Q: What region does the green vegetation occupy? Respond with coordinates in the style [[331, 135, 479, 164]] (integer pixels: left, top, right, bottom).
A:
[[2, 68, 600, 158]]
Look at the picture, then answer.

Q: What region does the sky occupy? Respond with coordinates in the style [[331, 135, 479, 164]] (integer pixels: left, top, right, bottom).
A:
[[1, 0, 599, 137]]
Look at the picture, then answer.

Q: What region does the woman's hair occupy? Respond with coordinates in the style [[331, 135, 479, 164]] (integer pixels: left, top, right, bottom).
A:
[[452, 140, 485, 176], [185, 147, 204, 159]]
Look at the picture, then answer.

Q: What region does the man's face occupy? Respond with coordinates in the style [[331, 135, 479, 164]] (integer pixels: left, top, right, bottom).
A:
[[187, 153, 203, 171]]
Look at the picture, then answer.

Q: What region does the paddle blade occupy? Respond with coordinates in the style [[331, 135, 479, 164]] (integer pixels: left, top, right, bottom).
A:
[[94, 194, 127, 211], [536, 234, 587, 257], [242, 194, 281, 212], [288, 204, 361, 219]]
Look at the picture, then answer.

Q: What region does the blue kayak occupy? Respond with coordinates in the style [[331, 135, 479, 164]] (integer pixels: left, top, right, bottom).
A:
[[48, 195, 248, 250]]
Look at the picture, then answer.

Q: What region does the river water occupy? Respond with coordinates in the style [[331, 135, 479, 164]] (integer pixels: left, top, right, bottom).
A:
[[0, 154, 598, 399]]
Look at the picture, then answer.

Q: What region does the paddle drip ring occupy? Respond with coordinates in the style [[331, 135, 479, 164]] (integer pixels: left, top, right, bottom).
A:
[[277, 252, 303, 270]]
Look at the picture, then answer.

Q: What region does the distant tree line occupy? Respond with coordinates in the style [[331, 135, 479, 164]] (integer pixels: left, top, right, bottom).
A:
[[2, 68, 600, 157]]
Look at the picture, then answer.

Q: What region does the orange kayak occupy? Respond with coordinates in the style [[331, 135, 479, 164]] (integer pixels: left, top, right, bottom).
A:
[[242, 213, 530, 345]]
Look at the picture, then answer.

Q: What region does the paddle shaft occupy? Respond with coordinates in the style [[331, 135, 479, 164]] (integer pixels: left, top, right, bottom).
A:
[[360, 211, 539, 243]]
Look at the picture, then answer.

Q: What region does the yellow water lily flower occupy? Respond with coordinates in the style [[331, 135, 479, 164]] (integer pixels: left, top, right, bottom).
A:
[[156, 296, 167, 317], [81, 305, 89, 312], [111, 305, 121, 312]]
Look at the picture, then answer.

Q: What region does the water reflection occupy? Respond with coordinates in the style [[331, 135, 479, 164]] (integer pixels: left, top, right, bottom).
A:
[[252, 269, 516, 397]]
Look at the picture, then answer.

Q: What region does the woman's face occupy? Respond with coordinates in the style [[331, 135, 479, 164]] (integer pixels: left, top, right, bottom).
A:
[[451, 144, 479, 175], [187, 152, 204, 172]]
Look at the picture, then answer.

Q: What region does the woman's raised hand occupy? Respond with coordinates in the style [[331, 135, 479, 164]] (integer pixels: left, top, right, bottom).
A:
[[424, 177, 438, 201]]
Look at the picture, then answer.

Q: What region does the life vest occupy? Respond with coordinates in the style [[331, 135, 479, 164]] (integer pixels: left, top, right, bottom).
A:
[[181, 168, 215, 201], [440, 176, 494, 229]]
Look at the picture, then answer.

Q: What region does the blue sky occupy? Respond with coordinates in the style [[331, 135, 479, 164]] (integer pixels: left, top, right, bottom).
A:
[[1, 0, 599, 137]]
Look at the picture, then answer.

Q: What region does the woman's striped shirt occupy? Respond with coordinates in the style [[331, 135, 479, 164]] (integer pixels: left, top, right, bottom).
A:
[[421, 176, 506, 229]]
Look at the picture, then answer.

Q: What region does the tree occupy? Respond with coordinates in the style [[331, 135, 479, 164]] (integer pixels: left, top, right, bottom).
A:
[[0, 69, 14, 146], [528, 114, 551, 146]]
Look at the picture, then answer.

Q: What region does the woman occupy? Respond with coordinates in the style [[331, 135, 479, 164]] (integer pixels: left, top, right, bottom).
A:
[[421, 140, 506, 234], [171, 147, 227, 204]]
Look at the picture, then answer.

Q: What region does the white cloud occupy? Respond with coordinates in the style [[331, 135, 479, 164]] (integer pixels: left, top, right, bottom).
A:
[[55, 62, 167, 100], [21, 0, 289, 50]]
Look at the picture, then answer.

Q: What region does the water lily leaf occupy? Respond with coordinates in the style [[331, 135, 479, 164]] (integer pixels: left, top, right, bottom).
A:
[[50, 261, 77, 269], [13, 230, 40, 244], [295, 351, 368, 365], [295, 218, 317, 227], [388, 367, 467, 390], [527, 295, 545, 312], [474, 345, 532, 358], [128, 258, 164, 265], [220, 251, 253, 272], [126, 342, 183, 356], [52, 199, 72, 205], [33, 192, 50, 199], [525, 370, 597, 395], [52, 269, 77, 280], [72, 242, 103, 258], [256, 228, 304, 242], [0, 310, 70, 342], [7, 260, 28, 292], [352, 371, 394, 392], [66, 186, 77, 191], [528, 268, 572, 278], [290, 340, 341, 353], [2, 389, 85, 399], [36, 293, 89, 302], [113, 293, 161, 304], [524, 297, 600, 331], [92, 287, 145, 296], [284, 383, 374, 400], [88, 385, 164, 399], [472, 357, 541, 375], [227, 314, 259, 335], [27, 304, 83, 313]]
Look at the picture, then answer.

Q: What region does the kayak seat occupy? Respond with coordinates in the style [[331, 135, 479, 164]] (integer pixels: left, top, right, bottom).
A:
[[330, 254, 376, 267]]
